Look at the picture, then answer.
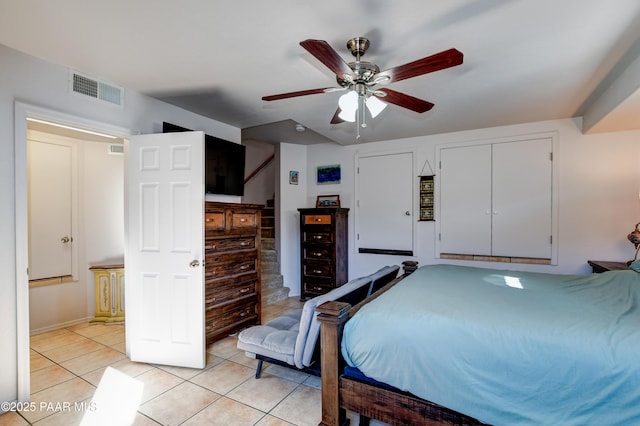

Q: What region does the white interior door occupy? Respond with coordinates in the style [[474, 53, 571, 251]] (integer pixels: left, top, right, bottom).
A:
[[126, 131, 205, 368], [356, 151, 414, 255], [28, 139, 75, 280]]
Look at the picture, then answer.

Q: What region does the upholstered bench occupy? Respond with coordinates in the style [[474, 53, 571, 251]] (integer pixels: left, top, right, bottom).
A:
[[237, 265, 400, 378]]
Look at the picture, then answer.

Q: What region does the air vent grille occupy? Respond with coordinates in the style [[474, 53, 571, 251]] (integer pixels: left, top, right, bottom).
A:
[[109, 144, 125, 154], [70, 70, 124, 107]]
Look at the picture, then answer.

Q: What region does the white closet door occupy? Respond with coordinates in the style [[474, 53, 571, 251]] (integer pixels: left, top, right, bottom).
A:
[[439, 145, 492, 255], [357, 151, 414, 254], [492, 138, 552, 258], [28, 139, 74, 280]]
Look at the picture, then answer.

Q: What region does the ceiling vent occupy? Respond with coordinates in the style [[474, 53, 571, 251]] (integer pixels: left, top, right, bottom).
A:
[[70, 70, 124, 107]]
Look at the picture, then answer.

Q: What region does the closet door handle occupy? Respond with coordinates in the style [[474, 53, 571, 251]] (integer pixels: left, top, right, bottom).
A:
[[189, 260, 200, 268]]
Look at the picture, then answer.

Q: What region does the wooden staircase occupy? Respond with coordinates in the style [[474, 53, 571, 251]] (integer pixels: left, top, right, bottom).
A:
[[261, 198, 290, 306]]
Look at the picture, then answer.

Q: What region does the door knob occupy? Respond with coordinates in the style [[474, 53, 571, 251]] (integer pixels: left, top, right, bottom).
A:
[[61, 236, 71, 243], [189, 260, 200, 268], [405, 211, 411, 216]]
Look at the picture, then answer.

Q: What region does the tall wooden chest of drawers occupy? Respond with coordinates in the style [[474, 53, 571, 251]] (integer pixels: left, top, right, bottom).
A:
[[204, 202, 263, 344], [298, 208, 349, 299]]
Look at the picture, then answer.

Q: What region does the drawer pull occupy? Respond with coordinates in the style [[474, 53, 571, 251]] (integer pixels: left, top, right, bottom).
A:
[[312, 252, 322, 257], [240, 288, 249, 294], [240, 218, 247, 222], [315, 218, 322, 222], [241, 242, 249, 246], [313, 269, 323, 274], [313, 235, 322, 240], [240, 265, 249, 270], [315, 286, 323, 291]]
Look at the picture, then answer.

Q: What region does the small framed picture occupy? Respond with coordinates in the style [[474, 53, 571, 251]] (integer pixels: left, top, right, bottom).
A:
[[317, 164, 341, 185], [316, 194, 341, 208], [289, 170, 299, 185]]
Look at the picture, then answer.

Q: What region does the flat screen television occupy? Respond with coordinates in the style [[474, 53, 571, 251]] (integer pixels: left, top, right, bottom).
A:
[[163, 122, 246, 196]]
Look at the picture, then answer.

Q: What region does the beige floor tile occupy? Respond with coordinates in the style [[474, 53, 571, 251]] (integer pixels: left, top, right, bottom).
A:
[[153, 361, 214, 380], [270, 385, 322, 426], [229, 350, 260, 369], [139, 381, 219, 425], [30, 332, 87, 353], [59, 347, 125, 376], [39, 338, 105, 364], [302, 374, 322, 390], [227, 373, 299, 412], [207, 335, 241, 359], [135, 368, 184, 403], [30, 350, 55, 372], [181, 396, 265, 426], [90, 329, 125, 346], [81, 358, 154, 387], [70, 324, 114, 338], [255, 415, 296, 426], [110, 341, 127, 354], [30, 364, 75, 393], [131, 412, 163, 425], [29, 399, 89, 426], [190, 360, 254, 395], [0, 411, 30, 425], [263, 364, 311, 384], [21, 377, 96, 424], [30, 328, 73, 343]]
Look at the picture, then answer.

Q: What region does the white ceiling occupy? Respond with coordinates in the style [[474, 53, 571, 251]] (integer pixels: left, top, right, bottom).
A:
[[2, 0, 640, 145]]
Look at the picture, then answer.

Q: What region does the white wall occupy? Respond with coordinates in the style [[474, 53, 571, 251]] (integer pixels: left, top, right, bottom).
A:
[[1, 44, 240, 404], [242, 138, 275, 205], [282, 118, 640, 288], [277, 143, 308, 297]]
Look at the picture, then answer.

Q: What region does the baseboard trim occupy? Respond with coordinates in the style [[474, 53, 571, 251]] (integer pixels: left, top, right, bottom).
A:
[[30, 316, 94, 336]]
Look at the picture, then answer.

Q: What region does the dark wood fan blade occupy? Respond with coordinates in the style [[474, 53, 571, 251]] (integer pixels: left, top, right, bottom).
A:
[[300, 39, 353, 80], [262, 88, 332, 101], [377, 48, 463, 84], [330, 107, 344, 124], [376, 88, 434, 113]]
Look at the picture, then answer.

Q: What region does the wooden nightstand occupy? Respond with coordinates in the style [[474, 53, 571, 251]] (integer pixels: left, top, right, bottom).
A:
[[587, 260, 629, 273]]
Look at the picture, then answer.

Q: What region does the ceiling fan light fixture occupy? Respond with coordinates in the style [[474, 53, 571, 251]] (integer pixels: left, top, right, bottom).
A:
[[366, 95, 387, 118], [338, 91, 358, 122]]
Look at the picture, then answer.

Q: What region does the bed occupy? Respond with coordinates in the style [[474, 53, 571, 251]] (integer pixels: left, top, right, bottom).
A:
[[316, 264, 640, 426]]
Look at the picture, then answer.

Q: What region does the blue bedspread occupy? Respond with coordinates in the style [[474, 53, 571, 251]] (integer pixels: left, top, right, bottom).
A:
[[341, 264, 640, 425]]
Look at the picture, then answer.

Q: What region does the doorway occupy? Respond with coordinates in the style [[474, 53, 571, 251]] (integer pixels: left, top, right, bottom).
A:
[[15, 102, 130, 400]]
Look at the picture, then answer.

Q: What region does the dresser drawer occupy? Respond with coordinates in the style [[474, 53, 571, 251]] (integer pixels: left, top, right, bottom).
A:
[[205, 280, 256, 308], [231, 211, 258, 229], [303, 261, 333, 277], [303, 246, 332, 260], [303, 231, 333, 244], [205, 301, 257, 330], [205, 255, 256, 278], [304, 214, 332, 225], [205, 236, 255, 253], [303, 277, 335, 294], [204, 212, 225, 230]]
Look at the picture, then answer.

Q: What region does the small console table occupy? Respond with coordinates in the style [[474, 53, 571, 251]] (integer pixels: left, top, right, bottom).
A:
[[90, 264, 125, 323], [587, 260, 628, 274]]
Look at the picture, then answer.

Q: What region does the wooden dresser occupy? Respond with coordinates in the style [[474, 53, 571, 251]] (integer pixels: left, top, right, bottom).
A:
[[204, 202, 263, 344], [298, 208, 349, 299]]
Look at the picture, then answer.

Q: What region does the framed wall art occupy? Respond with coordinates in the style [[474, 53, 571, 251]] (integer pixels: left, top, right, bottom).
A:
[[316, 194, 341, 208], [317, 164, 341, 185]]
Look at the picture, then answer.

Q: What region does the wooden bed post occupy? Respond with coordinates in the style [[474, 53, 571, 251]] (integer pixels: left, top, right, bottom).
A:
[[316, 301, 351, 426]]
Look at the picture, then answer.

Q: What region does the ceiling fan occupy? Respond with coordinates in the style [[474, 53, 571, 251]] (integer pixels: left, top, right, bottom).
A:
[[263, 37, 464, 134]]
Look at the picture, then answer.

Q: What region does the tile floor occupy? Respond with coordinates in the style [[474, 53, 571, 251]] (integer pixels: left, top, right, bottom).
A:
[[1, 297, 362, 426]]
